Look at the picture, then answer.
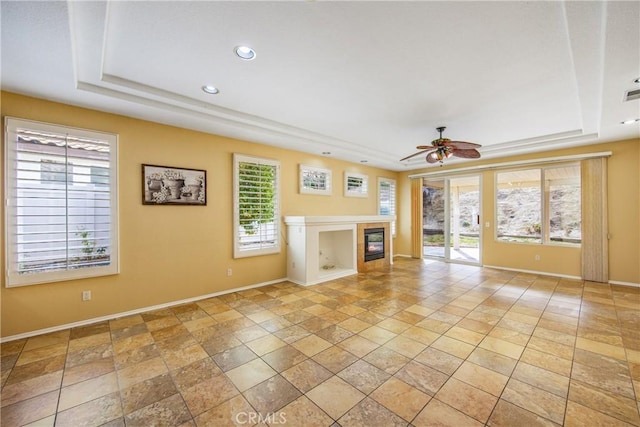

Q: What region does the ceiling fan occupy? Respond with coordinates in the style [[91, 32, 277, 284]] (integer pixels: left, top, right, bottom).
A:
[[400, 126, 482, 164]]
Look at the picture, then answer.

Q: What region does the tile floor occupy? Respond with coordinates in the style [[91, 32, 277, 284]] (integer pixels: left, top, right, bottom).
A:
[[1, 258, 639, 426]]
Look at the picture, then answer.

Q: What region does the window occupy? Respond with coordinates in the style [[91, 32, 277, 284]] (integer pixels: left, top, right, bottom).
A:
[[378, 177, 396, 236], [4, 117, 119, 287], [496, 169, 542, 243], [496, 164, 580, 245], [545, 165, 581, 244], [233, 154, 280, 258]]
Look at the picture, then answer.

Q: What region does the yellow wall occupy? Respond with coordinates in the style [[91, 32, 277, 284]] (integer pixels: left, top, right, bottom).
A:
[[2, 91, 638, 338], [396, 139, 640, 285], [0, 92, 398, 337]]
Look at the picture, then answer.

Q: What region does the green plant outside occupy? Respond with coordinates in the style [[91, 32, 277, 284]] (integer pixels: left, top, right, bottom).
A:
[[424, 234, 479, 247], [238, 162, 276, 235], [75, 226, 106, 258]]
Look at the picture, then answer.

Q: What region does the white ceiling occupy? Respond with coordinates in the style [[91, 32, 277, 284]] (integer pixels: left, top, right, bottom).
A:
[[2, 1, 639, 171]]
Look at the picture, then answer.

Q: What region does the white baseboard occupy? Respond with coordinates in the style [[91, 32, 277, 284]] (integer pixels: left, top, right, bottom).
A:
[[482, 265, 582, 280], [6, 268, 637, 343], [483, 265, 639, 288], [1, 278, 288, 343], [393, 254, 413, 258], [287, 268, 358, 287], [609, 280, 640, 288]]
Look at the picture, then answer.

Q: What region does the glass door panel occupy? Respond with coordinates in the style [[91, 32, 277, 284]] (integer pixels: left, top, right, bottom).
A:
[[449, 176, 480, 264], [423, 179, 446, 258], [423, 175, 481, 265]]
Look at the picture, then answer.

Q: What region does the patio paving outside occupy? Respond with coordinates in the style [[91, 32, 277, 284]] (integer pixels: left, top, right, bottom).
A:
[[423, 246, 480, 264]]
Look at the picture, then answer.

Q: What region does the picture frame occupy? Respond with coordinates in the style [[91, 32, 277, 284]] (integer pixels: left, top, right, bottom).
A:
[[142, 164, 206, 205], [299, 165, 332, 195], [344, 172, 368, 197]]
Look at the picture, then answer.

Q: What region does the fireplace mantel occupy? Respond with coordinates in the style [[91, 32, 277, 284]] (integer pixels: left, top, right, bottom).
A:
[[284, 215, 394, 286], [284, 215, 395, 226]]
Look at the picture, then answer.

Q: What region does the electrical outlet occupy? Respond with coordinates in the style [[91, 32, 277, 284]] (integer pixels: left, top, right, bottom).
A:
[[485, 222, 490, 228], [227, 268, 232, 277], [534, 254, 540, 261], [82, 290, 91, 301]]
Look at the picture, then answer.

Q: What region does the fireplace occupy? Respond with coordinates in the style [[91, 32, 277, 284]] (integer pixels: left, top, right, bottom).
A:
[[364, 228, 385, 262], [284, 216, 393, 284]]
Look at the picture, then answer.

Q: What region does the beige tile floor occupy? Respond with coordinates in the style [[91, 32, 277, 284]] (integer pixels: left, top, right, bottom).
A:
[[1, 258, 639, 426]]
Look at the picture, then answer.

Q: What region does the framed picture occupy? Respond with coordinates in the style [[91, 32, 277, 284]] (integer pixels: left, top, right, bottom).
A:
[[299, 165, 332, 195], [142, 164, 206, 205], [345, 172, 368, 197]]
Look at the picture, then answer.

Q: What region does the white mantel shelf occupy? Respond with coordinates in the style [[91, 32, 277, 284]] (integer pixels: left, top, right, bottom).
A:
[[284, 215, 395, 286], [284, 215, 395, 225]]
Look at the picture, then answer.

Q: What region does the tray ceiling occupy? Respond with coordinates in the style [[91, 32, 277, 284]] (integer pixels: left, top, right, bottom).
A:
[[2, 1, 638, 170]]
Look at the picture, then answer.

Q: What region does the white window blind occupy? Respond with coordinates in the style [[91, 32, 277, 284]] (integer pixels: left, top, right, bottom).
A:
[[233, 154, 280, 258], [4, 118, 119, 287], [378, 177, 396, 236]]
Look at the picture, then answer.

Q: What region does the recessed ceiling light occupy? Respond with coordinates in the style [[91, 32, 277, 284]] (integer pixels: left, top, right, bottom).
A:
[[621, 118, 640, 125], [202, 85, 219, 94], [235, 46, 256, 60]]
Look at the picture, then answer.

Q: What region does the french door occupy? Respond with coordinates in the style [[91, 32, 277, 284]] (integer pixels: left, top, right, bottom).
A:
[[423, 175, 481, 265]]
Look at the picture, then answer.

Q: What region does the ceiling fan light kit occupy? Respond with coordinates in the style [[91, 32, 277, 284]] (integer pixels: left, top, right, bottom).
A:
[[401, 126, 482, 165]]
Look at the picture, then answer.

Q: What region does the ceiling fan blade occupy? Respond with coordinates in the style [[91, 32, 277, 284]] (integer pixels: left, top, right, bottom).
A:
[[426, 151, 440, 163], [451, 149, 481, 159], [443, 141, 482, 149], [416, 145, 434, 150], [400, 149, 431, 161]]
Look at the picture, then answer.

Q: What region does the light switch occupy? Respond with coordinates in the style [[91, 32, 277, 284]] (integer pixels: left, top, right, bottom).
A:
[[485, 222, 490, 228]]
